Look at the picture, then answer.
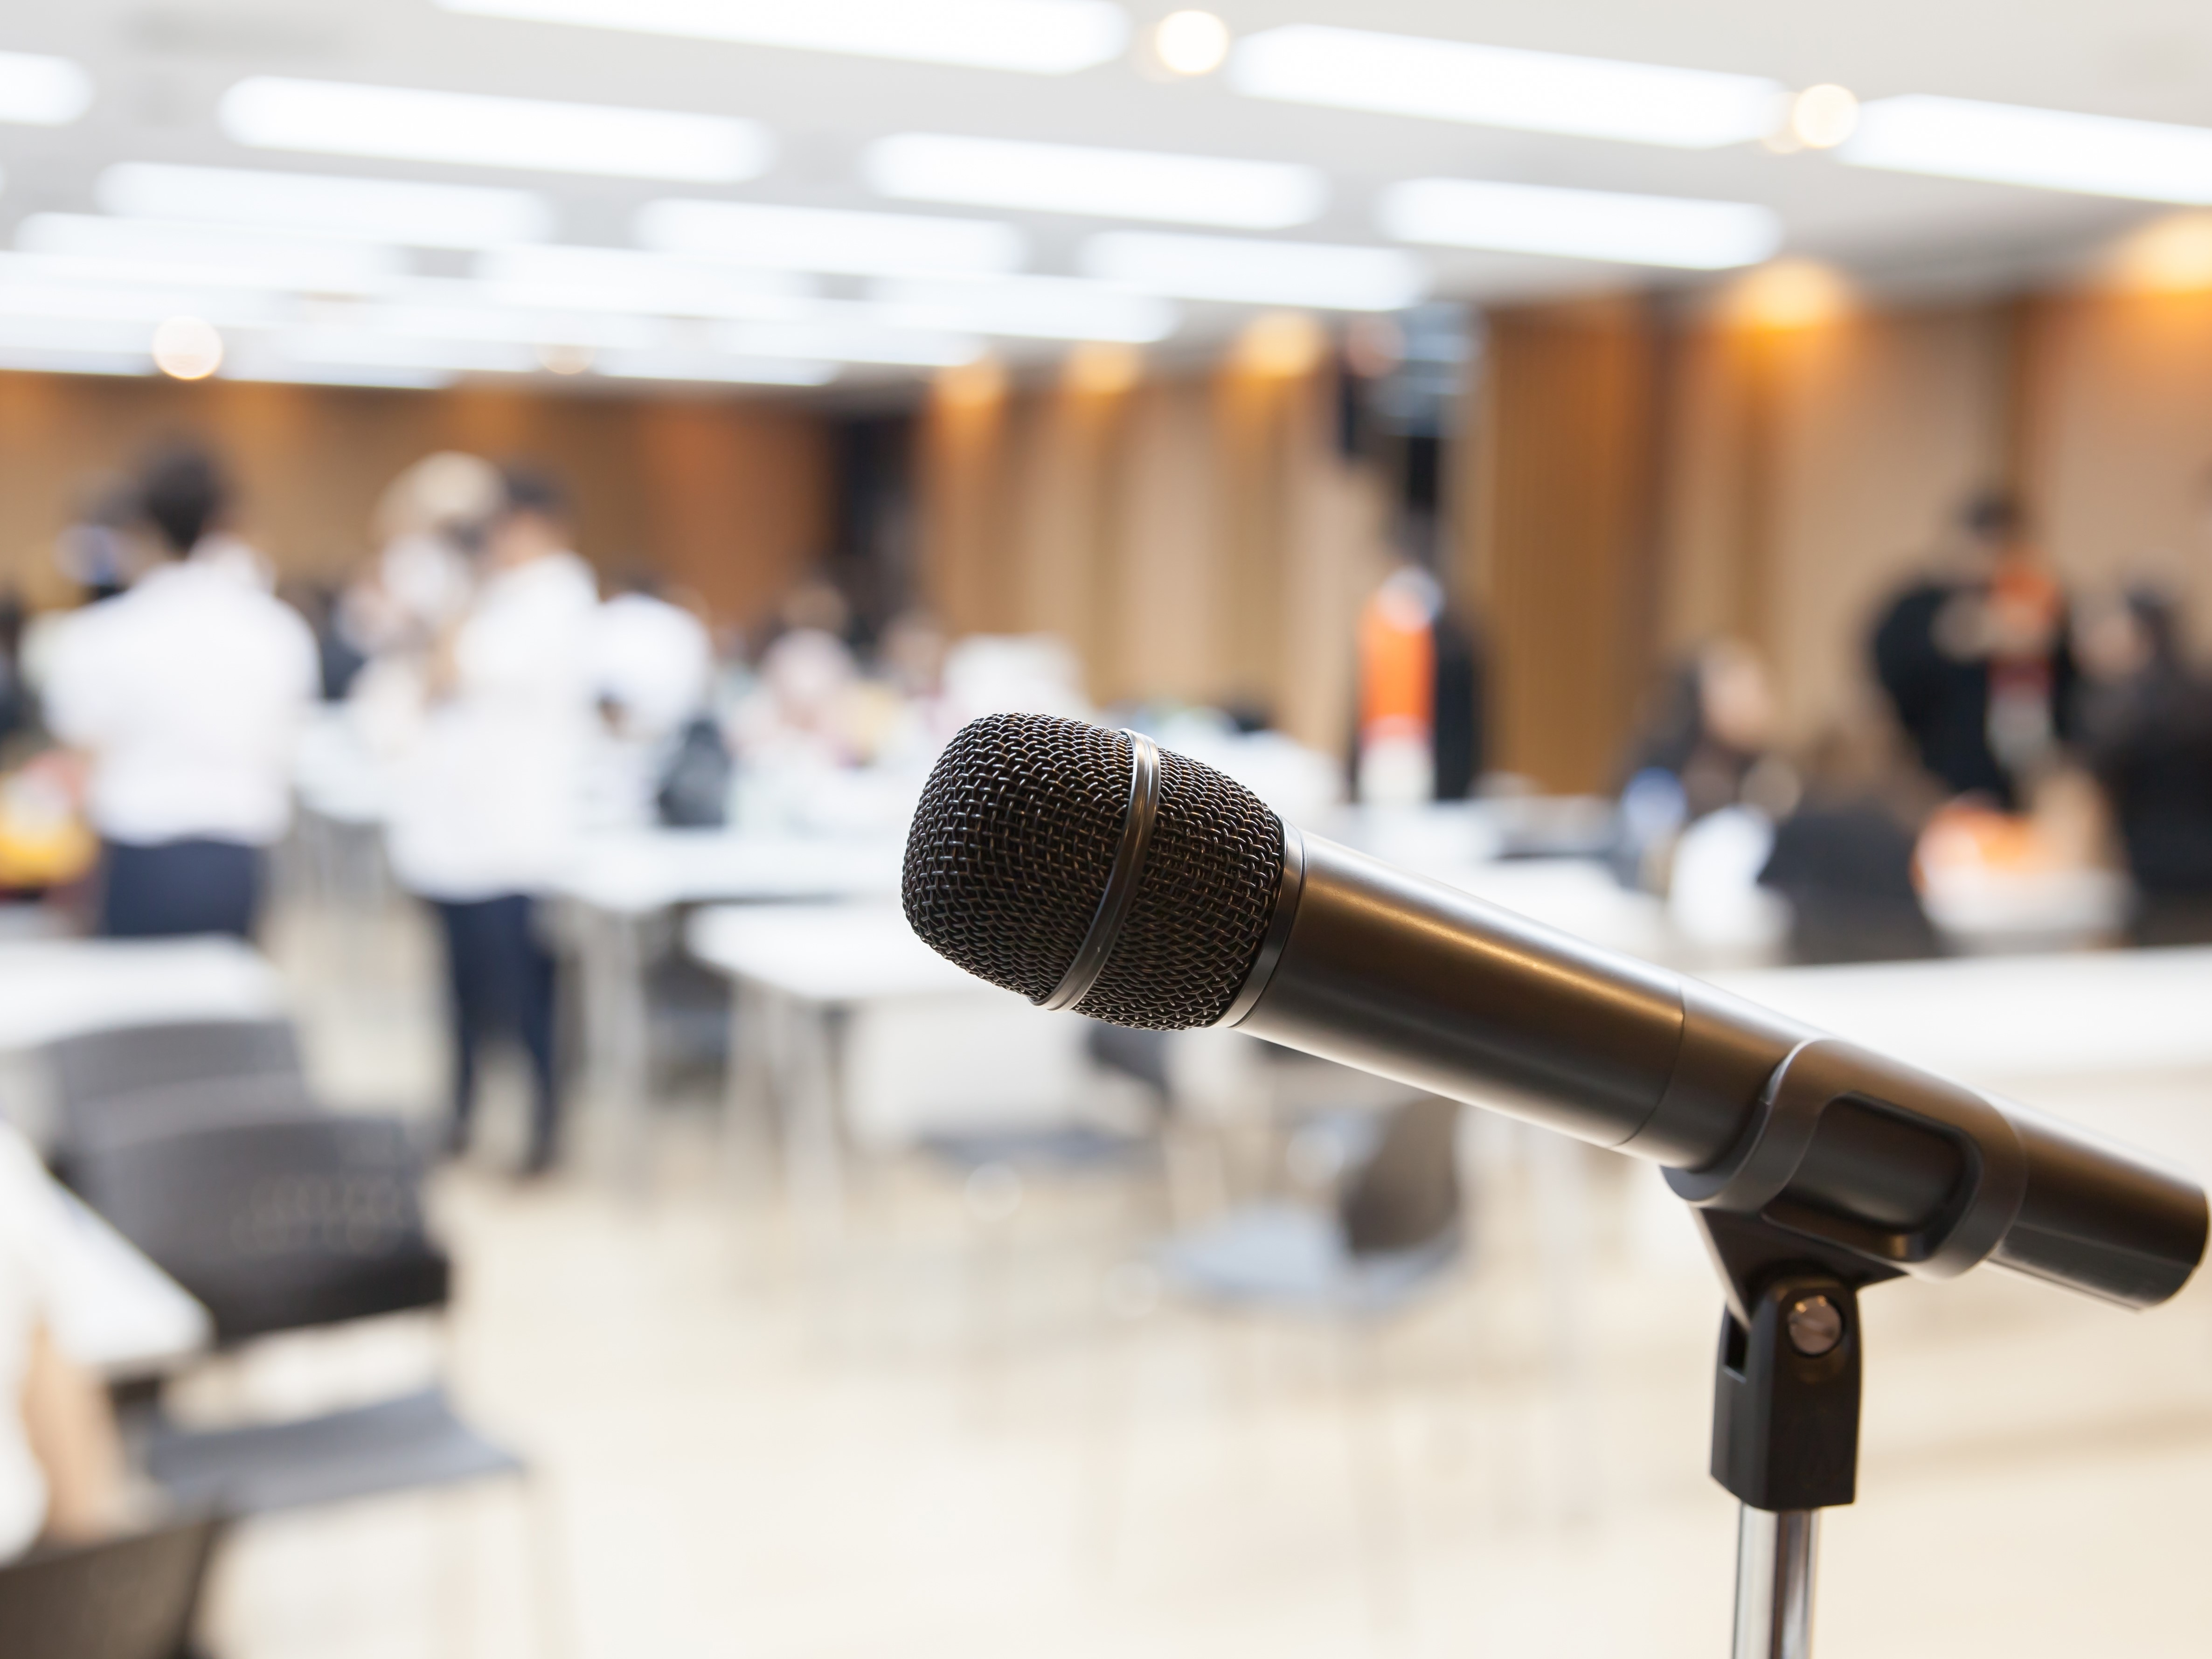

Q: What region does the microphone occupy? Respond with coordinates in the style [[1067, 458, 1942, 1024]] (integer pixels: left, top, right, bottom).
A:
[[903, 713, 2207, 1310]]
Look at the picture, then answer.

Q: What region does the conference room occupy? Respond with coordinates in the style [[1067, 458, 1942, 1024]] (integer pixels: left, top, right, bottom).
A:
[[1, 3, 2211, 1656]]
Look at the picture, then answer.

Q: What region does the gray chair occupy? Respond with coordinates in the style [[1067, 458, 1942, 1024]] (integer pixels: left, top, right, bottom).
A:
[[1156, 1095, 1465, 1317], [46, 1019, 316, 1163], [0, 1513, 224, 1659], [67, 1115, 561, 1650]]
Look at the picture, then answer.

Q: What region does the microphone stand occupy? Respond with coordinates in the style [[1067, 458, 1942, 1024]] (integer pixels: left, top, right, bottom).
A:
[[1693, 1210, 1900, 1659]]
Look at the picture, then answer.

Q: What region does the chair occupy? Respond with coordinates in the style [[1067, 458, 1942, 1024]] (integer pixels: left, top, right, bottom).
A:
[[1157, 1094, 1466, 1317], [67, 1114, 450, 1345], [0, 1513, 225, 1659], [1146, 1095, 1466, 1627], [65, 1116, 557, 1649], [46, 1019, 318, 1166], [49, 1018, 306, 1119]]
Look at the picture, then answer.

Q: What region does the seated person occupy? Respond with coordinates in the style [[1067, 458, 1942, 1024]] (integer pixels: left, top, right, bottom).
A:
[[0, 1123, 124, 1560]]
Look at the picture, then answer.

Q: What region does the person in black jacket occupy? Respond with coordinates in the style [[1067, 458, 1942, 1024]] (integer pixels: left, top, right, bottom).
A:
[[2081, 589, 2212, 945], [1870, 493, 2076, 809]]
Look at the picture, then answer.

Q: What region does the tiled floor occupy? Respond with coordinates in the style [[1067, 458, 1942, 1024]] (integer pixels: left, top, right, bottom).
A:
[[196, 899, 2212, 1658]]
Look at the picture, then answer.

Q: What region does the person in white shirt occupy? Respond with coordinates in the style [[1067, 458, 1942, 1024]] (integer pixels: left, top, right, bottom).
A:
[[0, 1124, 123, 1561], [586, 574, 715, 826], [44, 446, 319, 940], [387, 468, 599, 1175]]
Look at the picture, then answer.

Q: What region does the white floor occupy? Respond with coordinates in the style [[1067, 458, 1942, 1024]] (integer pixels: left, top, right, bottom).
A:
[[193, 897, 2212, 1659]]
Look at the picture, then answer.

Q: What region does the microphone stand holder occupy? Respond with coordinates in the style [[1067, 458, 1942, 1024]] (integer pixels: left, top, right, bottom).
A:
[[1692, 1209, 1903, 1659]]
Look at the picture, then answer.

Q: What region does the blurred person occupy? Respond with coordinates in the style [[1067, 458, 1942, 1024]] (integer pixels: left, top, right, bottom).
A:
[[2080, 589, 2212, 944], [44, 445, 318, 939], [1757, 718, 1941, 965], [1352, 561, 1486, 805], [351, 451, 501, 656], [53, 480, 140, 605], [1871, 492, 2076, 808], [387, 467, 599, 1174], [1623, 639, 1776, 818], [0, 1122, 125, 1559], [593, 570, 714, 745], [589, 570, 721, 827]]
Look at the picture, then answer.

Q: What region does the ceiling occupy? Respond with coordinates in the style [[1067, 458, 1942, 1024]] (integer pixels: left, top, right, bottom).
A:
[[3, 1, 2210, 396]]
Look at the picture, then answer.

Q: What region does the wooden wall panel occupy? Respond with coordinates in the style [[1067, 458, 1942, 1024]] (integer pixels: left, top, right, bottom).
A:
[[0, 371, 829, 626], [915, 364, 1385, 754], [1463, 295, 1661, 793]]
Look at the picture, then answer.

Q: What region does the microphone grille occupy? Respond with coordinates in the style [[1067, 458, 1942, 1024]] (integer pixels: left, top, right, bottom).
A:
[[903, 713, 1284, 1029]]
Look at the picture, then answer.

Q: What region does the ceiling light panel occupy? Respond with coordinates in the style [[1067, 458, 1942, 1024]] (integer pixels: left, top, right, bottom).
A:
[[0, 271, 284, 329], [864, 133, 1324, 229], [219, 77, 772, 184], [1842, 95, 2212, 204], [355, 301, 663, 349], [226, 361, 461, 389], [1379, 179, 1782, 269], [720, 318, 983, 366], [98, 164, 554, 249], [638, 199, 1024, 276], [472, 245, 816, 319], [869, 274, 1178, 340], [277, 330, 543, 374], [596, 350, 839, 385], [15, 215, 406, 292], [0, 52, 93, 126], [1228, 25, 1782, 150], [438, 0, 1128, 75], [1080, 231, 1425, 311]]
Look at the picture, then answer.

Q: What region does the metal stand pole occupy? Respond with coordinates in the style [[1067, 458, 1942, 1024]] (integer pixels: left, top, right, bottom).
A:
[[1692, 1213, 1875, 1659], [1732, 1505, 1818, 1659]]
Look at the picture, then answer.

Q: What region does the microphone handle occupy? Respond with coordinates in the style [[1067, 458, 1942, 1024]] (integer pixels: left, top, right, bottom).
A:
[[1221, 832, 2205, 1308]]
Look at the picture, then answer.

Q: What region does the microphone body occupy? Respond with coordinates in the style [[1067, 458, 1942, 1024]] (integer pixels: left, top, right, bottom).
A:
[[902, 715, 2207, 1310], [1227, 831, 2204, 1308]]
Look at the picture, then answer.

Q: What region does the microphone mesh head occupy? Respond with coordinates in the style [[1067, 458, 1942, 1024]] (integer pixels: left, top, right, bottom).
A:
[[903, 713, 1285, 1030]]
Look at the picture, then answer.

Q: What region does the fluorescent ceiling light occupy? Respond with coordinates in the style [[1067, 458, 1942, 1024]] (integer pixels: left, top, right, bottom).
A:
[[0, 52, 93, 126], [1379, 178, 1781, 269], [223, 359, 458, 390], [864, 133, 1324, 229], [278, 331, 541, 374], [1842, 95, 2212, 204], [638, 199, 1023, 276], [869, 274, 1178, 341], [721, 318, 982, 366], [438, 0, 1127, 76], [1080, 231, 1425, 311], [471, 245, 815, 319], [1228, 25, 1782, 150], [0, 274, 283, 329], [596, 350, 838, 386], [0, 316, 156, 359], [219, 77, 771, 184], [360, 301, 663, 350], [98, 164, 553, 249], [15, 215, 405, 292], [0, 348, 148, 378]]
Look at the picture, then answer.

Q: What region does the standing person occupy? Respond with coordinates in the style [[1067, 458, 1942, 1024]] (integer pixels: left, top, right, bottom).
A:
[[44, 445, 318, 939], [1870, 492, 2076, 809], [387, 468, 599, 1176]]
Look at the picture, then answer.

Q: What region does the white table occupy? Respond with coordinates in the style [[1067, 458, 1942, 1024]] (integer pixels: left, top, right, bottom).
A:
[[1709, 948, 2212, 1085], [553, 833, 904, 1186], [1709, 947, 2212, 1182], [685, 903, 1055, 1238], [0, 936, 287, 1149], [48, 1188, 212, 1378]]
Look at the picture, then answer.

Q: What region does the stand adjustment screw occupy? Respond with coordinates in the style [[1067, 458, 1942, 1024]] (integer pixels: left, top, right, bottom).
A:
[[1785, 1294, 1844, 1356]]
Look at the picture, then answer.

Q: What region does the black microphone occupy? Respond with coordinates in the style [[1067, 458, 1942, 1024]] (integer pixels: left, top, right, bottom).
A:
[[902, 713, 2207, 1309]]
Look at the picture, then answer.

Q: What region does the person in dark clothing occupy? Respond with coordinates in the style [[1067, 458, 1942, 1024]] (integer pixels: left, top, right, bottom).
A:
[[1622, 639, 1774, 820], [1870, 492, 2076, 809], [2081, 590, 2212, 945]]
